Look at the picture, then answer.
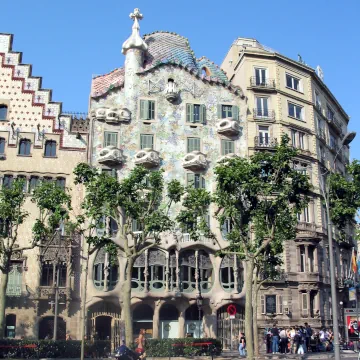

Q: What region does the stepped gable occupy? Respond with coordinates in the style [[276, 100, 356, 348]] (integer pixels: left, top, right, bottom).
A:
[[0, 33, 87, 150]]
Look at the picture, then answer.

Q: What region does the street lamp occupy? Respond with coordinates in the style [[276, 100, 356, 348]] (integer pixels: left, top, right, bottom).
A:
[[321, 131, 356, 360]]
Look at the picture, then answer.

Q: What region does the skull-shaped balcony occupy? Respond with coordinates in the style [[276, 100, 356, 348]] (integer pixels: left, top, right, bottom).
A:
[[165, 79, 179, 103], [217, 153, 238, 164], [182, 151, 207, 171], [134, 148, 160, 168], [216, 118, 240, 136], [98, 146, 124, 165], [91, 107, 131, 124]]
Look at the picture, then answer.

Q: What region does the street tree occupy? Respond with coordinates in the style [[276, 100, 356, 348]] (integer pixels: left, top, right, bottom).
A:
[[0, 179, 71, 338], [213, 135, 311, 359], [74, 164, 183, 346]]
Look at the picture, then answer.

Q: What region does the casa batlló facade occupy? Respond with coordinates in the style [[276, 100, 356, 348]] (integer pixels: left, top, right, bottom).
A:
[[0, 8, 356, 349]]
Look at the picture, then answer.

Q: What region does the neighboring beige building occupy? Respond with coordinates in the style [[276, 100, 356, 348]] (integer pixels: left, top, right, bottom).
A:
[[0, 33, 88, 340], [222, 38, 355, 335]]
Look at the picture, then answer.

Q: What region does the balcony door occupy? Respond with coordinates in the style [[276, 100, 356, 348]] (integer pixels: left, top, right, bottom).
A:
[[255, 68, 267, 86], [258, 126, 270, 145], [256, 97, 269, 117]]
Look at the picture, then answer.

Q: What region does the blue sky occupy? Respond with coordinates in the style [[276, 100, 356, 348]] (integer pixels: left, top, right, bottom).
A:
[[1, 0, 360, 158]]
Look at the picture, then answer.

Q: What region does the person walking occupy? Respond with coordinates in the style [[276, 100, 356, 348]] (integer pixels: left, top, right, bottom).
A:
[[279, 328, 288, 353], [305, 322, 312, 352], [271, 324, 279, 354], [238, 332, 246, 356]]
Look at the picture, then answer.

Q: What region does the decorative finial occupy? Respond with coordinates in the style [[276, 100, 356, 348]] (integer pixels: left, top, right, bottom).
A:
[[122, 8, 148, 54]]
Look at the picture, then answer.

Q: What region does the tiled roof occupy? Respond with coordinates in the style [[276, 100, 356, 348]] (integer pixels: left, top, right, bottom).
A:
[[196, 56, 228, 83], [91, 67, 125, 97]]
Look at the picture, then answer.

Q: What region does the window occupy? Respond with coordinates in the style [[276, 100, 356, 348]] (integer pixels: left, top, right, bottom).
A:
[[17, 176, 27, 192], [221, 218, 233, 239], [187, 173, 205, 189], [220, 255, 243, 292], [186, 104, 206, 124], [258, 126, 270, 145], [319, 145, 326, 161], [293, 161, 311, 179], [41, 262, 67, 287], [288, 102, 304, 121], [327, 106, 334, 121], [298, 206, 310, 223], [6, 264, 22, 297], [5, 314, 16, 338], [290, 129, 306, 150], [218, 105, 239, 120], [44, 140, 56, 157], [140, 100, 155, 120], [93, 248, 119, 291], [29, 176, 40, 191], [132, 252, 146, 291], [286, 73, 301, 91], [315, 91, 321, 109], [255, 68, 267, 85], [0, 105, 8, 120], [265, 295, 276, 314], [43, 176, 53, 183], [261, 294, 283, 314], [56, 178, 66, 189], [187, 137, 200, 153], [255, 97, 269, 117], [301, 292, 308, 316], [329, 133, 337, 150], [0, 138, 5, 154], [102, 168, 117, 178], [18, 139, 31, 156], [104, 132, 118, 148], [3, 175, 13, 188], [0, 219, 10, 237], [300, 245, 306, 272], [148, 249, 166, 291], [221, 139, 235, 155], [140, 134, 154, 149]]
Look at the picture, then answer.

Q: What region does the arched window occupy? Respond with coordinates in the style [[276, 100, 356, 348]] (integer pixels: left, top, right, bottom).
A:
[[180, 251, 196, 293], [198, 250, 213, 293], [93, 248, 119, 291], [44, 140, 56, 157], [5, 314, 16, 338], [29, 176, 40, 191], [0, 105, 8, 120], [18, 139, 31, 156], [41, 261, 67, 287], [221, 218, 233, 240], [220, 255, 243, 292], [2, 175, 13, 188], [131, 253, 146, 291], [148, 249, 166, 291], [0, 138, 5, 154], [56, 178, 66, 189], [166, 78, 176, 93]]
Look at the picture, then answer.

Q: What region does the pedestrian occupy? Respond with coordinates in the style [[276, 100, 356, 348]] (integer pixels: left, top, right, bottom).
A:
[[238, 332, 246, 356], [305, 322, 312, 352], [271, 323, 279, 354], [294, 326, 301, 354], [279, 328, 288, 354], [266, 328, 272, 353], [66, 332, 72, 341]]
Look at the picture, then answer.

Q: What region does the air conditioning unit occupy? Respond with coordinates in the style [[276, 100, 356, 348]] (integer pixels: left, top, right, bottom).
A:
[[284, 307, 290, 315]]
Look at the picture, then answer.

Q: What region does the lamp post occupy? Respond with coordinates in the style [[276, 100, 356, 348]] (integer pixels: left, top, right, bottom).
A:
[[196, 295, 203, 338], [321, 131, 356, 360]]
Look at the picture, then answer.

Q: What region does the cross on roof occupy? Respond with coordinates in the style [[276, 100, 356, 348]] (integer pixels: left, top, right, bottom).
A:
[[130, 8, 143, 22]]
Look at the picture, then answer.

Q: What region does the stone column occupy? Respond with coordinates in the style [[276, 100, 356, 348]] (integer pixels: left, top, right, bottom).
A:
[[178, 310, 186, 338], [307, 290, 311, 318], [314, 246, 319, 273], [195, 250, 199, 295], [176, 250, 180, 291], [233, 255, 239, 294], [144, 249, 149, 293], [152, 305, 160, 339], [296, 246, 301, 272], [104, 252, 109, 292], [165, 252, 169, 293], [305, 245, 309, 273]]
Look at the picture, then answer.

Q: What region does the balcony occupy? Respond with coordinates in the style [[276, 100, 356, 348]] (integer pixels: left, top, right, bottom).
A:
[[6, 285, 22, 297], [98, 146, 124, 165], [216, 118, 240, 136], [180, 233, 213, 244], [254, 136, 277, 149], [329, 142, 339, 154], [317, 128, 327, 143], [327, 116, 343, 135], [253, 108, 276, 121], [249, 77, 276, 90], [182, 151, 207, 171], [90, 106, 131, 124], [296, 222, 317, 238], [134, 148, 160, 168]]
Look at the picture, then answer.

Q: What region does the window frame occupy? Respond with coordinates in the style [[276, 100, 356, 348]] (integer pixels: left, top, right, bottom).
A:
[[103, 131, 118, 148], [288, 102, 304, 121], [187, 173, 206, 189], [187, 137, 201, 153], [0, 138, 5, 154], [18, 139, 31, 156], [285, 73, 302, 92], [29, 176, 40, 191], [0, 104, 8, 121], [221, 139, 235, 156], [254, 67, 268, 86], [186, 103, 206, 124], [44, 140, 57, 158], [140, 134, 154, 150], [139, 99, 156, 121]]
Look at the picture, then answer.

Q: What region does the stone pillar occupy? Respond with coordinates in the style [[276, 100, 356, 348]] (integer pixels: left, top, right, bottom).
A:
[[165, 252, 169, 293], [176, 250, 180, 291], [296, 246, 301, 272], [195, 250, 199, 295], [307, 290, 311, 318], [144, 249, 149, 293], [314, 246, 319, 273], [178, 310, 185, 338], [233, 255, 239, 294], [305, 245, 309, 272], [153, 305, 160, 339]]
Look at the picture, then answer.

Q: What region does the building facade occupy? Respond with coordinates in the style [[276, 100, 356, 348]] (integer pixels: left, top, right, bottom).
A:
[[221, 38, 355, 335], [0, 33, 88, 340], [87, 9, 247, 347]]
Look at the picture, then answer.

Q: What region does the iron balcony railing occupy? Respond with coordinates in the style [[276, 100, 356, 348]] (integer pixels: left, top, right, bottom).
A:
[[297, 221, 316, 232], [254, 136, 277, 148], [326, 114, 343, 134], [317, 128, 327, 143], [253, 108, 276, 120], [250, 77, 276, 89]]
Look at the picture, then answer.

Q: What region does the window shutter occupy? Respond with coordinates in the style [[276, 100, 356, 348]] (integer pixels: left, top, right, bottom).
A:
[[217, 104, 222, 119], [187, 173, 195, 187], [205, 213, 210, 227], [186, 104, 194, 123], [302, 293, 308, 316], [111, 169, 117, 178], [277, 295, 283, 314], [140, 100, 149, 120], [201, 176, 206, 189], [261, 295, 265, 314], [200, 105, 206, 124], [232, 106, 239, 121]]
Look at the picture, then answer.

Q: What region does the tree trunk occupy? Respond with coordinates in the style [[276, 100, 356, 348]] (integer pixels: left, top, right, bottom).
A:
[[245, 258, 255, 360], [0, 256, 10, 339], [123, 256, 134, 346], [80, 244, 90, 360], [253, 281, 259, 356]]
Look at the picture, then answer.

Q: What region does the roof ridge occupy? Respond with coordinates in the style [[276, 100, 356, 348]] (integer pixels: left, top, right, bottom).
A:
[[92, 67, 124, 80]]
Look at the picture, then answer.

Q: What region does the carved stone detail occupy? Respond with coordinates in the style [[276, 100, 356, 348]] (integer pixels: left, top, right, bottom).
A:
[[134, 148, 160, 168], [182, 151, 207, 170], [98, 146, 124, 165], [216, 118, 240, 136]]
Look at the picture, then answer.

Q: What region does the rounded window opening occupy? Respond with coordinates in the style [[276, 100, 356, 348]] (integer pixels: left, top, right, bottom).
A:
[[160, 304, 179, 321], [148, 249, 166, 291], [44, 140, 57, 157], [93, 248, 119, 291], [220, 255, 243, 293], [131, 252, 146, 291], [18, 139, 31, 156], [198, 250, 213, 293], [201, 67, 210, 77], [166, 78, 176, 93]]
